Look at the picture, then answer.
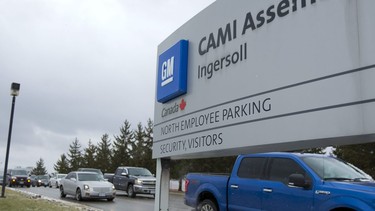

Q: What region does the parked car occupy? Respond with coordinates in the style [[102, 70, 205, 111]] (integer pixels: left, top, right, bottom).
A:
[[60, 171, 115, 201], [30, 175, 37, 187], [185, 152, 375, 211], [112, 167, 156, 198], [8, 169, 31, 188], [36, 175, 49, 187], [49, 173, 67, 188]]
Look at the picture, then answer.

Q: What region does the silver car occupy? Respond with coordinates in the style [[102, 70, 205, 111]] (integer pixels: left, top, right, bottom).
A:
[[60, 171, 116, 201], [49, 173, 67, 188]]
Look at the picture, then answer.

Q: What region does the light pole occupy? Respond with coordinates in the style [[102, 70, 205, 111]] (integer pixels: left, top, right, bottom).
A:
[[1, 83, 20, 198]]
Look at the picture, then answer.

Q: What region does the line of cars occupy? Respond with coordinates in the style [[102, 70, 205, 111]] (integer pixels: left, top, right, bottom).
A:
[[1, 169, 53, 188], [58, 167, 157, 202], [3, 166, 157, 203], [2, 169, 65, 188]]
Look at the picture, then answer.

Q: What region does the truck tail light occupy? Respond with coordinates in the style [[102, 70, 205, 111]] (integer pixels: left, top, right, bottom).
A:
[[185, 179, 190, 193]]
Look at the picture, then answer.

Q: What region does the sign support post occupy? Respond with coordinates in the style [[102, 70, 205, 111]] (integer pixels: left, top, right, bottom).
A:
[[154, 158, 170, 211]]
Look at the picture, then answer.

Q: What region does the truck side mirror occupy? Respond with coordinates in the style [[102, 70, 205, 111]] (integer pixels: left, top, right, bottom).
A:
[[288, 173, 311, 189]]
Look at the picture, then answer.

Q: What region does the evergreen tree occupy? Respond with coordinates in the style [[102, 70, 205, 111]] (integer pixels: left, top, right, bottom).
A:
[[334, 143, 375, 178], [83, 140, 97, 168], [54, 153, 70, 173], [130, 123, 146, 167], [112, 120, 133, 170], [31, 158, 48, 175], [96, 134, 112, 173], [67, 138, 83, 171], [143, 119, 155, 173], [130, 120, 156, 173]]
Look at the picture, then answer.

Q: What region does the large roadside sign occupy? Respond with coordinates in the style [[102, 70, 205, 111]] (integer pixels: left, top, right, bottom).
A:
[[153, 0, 375, 159]]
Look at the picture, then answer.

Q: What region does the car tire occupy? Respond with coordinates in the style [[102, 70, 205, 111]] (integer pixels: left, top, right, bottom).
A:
[[197, 199, 218, 211], [76, 188, 83, 201], [127, 184, 136, 198], [107, 198, 114, 202], [60, 186, 66, 198], [55, 182, 59, 188]]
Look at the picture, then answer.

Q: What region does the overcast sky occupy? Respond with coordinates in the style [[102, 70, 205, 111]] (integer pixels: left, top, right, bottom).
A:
[[0, 0, 215, 173]]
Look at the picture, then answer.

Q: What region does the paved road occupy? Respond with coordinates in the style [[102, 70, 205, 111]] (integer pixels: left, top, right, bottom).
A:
[[14, 186, 193, 211]]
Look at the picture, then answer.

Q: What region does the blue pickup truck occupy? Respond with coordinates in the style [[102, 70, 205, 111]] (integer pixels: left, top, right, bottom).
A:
[[184, 152, 375, 211]]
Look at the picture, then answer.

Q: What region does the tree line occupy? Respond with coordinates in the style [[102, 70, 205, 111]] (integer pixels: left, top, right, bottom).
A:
[[53, 119, 154, 174], [31, 118, 375, 182]]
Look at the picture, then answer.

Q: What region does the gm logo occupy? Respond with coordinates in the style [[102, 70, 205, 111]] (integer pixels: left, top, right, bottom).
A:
[[157, 40, 189, 103], [161, 56, 174, 87]]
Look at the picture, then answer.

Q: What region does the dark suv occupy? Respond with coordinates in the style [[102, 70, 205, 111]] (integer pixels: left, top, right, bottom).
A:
[[8, 169, 31, 188]]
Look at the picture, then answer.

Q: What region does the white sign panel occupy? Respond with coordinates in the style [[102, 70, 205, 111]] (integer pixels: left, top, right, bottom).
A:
[[153, 0, 375, 159]]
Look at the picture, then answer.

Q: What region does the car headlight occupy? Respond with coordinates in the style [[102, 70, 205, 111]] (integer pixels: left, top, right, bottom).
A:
[[11, 176, 16, 180], [38, 180, 41, 182], [112, 185, 115, 190], [135, 179, 143, 185], [83, 184, 89, 190]]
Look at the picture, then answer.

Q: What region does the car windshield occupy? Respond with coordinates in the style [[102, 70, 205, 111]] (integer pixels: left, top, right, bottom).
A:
[[302, 156, 372, 181], [39, 175, 48, 179], [58, 174, 66, 179], [12, 170, 27, 175], [128, 168, 152, 176], [78, 173, 102, 181]]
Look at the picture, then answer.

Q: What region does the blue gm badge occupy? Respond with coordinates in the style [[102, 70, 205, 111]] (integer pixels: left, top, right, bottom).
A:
[[157, 40, 189, 103]]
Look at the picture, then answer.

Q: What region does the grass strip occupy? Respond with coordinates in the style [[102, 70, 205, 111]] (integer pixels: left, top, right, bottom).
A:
[[0, 188, 80, 211]]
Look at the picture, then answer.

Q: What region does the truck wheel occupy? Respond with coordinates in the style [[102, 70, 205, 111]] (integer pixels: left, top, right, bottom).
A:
[[197, 199, 218, 211], [60, 186, 66, 198], [127, 184, 136, 198]]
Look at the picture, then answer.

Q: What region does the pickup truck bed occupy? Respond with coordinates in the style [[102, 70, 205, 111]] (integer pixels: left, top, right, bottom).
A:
[[185, 173, 229, 209]]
